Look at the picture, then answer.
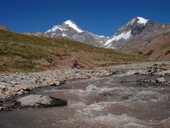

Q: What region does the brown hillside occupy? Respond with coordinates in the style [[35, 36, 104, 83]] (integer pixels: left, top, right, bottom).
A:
[[126, 32, 170, 60]]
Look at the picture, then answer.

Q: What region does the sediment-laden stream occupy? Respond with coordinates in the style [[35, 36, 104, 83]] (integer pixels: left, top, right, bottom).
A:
[[0, 72, 169, 128]]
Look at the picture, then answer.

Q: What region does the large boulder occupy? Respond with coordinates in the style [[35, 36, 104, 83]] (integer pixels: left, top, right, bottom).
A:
[[17, 94, 67, 108]]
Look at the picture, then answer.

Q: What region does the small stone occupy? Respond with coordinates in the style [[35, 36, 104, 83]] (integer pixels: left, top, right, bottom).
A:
[[157, 74, 165, 77], [50, 81, 60, 86], [1, 80, 7, 83], [60, 80, 66, 85], [164, 83, 170, 86], [121, 96, 129, 100], [16, 90, 24, 95], [148, 69, 152, 73], [103, 92, 113, 97], [22, 87, 31, 92], [0, 106, 4, 111], [134, 72, 140, 75], [137, 79, 154, 84], [156, 77, 166, 83]]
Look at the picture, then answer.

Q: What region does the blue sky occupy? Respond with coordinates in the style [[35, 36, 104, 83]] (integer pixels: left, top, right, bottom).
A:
[[1, 0, 170, 36]]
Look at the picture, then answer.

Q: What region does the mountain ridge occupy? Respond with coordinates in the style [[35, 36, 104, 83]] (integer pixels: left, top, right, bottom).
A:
[[45, 20, 108, 47], [2, 16, 169, 61], [43, 17, 169, 49]]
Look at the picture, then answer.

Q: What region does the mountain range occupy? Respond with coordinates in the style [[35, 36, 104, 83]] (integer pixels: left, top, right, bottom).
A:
[[45, 20, 108, 47], [1, 16, 170, 61], [0, 16, 169, 72], [44, 17, 170, 60]]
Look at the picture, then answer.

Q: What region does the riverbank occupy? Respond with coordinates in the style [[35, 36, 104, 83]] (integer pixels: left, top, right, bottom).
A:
[[0, 61, 170, 101], [0, 61, 170, 128]]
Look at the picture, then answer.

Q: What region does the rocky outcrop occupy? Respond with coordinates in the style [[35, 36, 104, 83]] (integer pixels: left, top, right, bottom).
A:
[[104, 17, 158, 49]]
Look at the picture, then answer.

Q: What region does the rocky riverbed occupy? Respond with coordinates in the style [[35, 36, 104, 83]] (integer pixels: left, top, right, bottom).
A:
[[1, 61, 170, 100], [0, 61, 170, 128]]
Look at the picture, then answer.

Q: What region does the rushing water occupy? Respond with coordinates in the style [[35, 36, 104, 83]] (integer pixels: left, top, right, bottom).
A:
[[0, 74, 170, 128]]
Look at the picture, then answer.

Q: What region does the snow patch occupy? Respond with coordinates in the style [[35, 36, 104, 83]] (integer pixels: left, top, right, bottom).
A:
[[62, 33, 67, 37], [137, 17, 148, 25], [99, 35, 105, 37], [104, 30, 131, 46], [46, 25, 67, 33]]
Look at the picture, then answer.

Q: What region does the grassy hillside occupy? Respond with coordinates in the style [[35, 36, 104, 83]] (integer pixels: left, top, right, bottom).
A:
[[0, 30, 146, 72]]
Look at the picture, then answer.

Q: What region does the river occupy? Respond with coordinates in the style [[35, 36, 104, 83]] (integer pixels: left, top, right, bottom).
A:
[[0, 72, 170, 128]]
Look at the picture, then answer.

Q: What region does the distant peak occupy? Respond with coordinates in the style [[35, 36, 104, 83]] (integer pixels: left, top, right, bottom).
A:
[[63, 20, 83, 33], [129, 16, 149, 25]]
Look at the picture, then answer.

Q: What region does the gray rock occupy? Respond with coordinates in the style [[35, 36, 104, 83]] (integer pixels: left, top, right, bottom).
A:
[[164, 83, 170, 86], [0, 106, 4, 111], [156, 77, 166, 83], [137, 78, 155, 84], [50, 81, 60, 86], [17, 94, 67, 108], [60, 80, 66, 85]]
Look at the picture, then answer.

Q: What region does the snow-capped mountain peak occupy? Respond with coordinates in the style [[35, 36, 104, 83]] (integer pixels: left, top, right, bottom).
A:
[[45, 17, 157, 50], [129, 17, 149, 25], [46, 20, 84, 34], [104, 17, 155, 49], [45, 20, 108, 47], [63, 20, 83, 33]]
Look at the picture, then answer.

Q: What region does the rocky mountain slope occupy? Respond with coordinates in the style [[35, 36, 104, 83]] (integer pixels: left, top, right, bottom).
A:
[[125, 30, 170, 60], [45, 20, 108, 47], [104, 17, 160, 48], [44, 18, 170, 61], [44, 17, 169, 50], [103, 17, 170, 60]]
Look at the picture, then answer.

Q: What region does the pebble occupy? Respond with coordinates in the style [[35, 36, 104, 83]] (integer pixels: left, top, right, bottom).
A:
[[50, 81, 60, 86]]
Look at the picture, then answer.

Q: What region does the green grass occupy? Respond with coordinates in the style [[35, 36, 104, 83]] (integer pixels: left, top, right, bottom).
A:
[[0, 61, 44, 72], [0, 30, 147, 72]]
